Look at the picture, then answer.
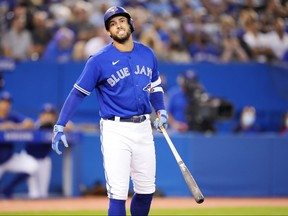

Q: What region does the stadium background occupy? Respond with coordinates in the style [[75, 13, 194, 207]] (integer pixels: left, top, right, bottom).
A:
[[0, 1, 288, 213], [1, 61, 288, 198]]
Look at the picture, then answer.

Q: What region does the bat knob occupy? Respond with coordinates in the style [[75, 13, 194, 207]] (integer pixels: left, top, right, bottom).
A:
[[196, 197, 204, 204]]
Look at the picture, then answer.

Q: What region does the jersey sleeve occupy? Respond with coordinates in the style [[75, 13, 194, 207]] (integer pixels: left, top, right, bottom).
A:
[[56, 88, 86, 126], [149, 53, 165, 112], [73, 56, 101, 95], [57, 56, 101, 126]]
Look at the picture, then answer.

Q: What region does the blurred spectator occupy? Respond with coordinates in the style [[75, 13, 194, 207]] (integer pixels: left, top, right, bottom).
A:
[[1, 10, 33, 61], [30, 10, 52, 60], [129, 6, 152, 41], [83, 27, 111, 59], [25, 103, 73, 198], [201, 0, 229, 22], [67, 1, 95, 42], [240, 9, 275, 62], [152, 15, 171, 47], [41, 27, 75, 63], [282, 50, 288, 61], [166, 72, 190, 133], [182, 70, 233, 133], [72, 24, 110, 61], [167, 70, 229, 133], [174, 0, 205, 15], [121, 0, 146, 8], [167, 70, 234, 133], [88, 2, 112, 28], [0, 0, 287, 64], [188, 31, 221, 63], [0, 91, 37, 198], [0, 1, 10, 36], [1, 103, 74, 199], [138, 26, 167, 61], [239, 0, 267, 10], [233, 106, 262, 133], [279, 111, 288, 135], [72, 40, 86, 61], [49, 3, 72, 29], [168, 70, 233, 133], [217, 14, 249, 62], [146, 0, 173, 16], [166, 30, 191, 63], [266, 17, 288, 61], [24, 103, 58, 199], [180, 4, 199, 38], [256, 1, 288, 45], [0, 91, 34, 130]]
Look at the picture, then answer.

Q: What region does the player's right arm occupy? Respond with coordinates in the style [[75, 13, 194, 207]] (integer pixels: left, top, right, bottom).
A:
[[52, 88, 86, 155], [52, 56, 100, 155]]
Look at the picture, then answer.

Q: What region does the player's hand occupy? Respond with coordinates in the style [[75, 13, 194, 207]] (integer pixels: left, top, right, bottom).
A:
[[154, 109, 168, 132], [52, 125, 68, 155]]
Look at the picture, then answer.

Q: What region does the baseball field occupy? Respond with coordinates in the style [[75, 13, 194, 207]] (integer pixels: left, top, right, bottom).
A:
[[0, 197, 287, 215]]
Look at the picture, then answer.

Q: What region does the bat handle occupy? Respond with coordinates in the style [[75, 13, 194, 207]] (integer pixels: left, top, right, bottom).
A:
[[160, 125, 182, 163]]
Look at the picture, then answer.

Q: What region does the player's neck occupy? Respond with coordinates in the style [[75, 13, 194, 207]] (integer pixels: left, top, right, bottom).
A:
[[112, 38, 134, 52]]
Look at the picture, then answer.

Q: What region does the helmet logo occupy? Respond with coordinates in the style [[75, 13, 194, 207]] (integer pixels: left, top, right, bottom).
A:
[[108, 7, 119, 13]]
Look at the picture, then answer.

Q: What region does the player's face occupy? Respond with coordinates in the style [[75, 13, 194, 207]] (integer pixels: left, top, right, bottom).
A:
[[0, 100, 11, 117], [39, 112, 57, 125], [108, 16, 131, 43]]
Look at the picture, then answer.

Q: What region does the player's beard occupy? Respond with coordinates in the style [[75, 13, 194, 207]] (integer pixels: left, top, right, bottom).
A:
[[111, 29, 131, 44]]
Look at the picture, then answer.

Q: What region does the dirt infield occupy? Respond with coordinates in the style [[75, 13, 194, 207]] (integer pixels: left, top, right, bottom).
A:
[[0, 197, 287, 212]]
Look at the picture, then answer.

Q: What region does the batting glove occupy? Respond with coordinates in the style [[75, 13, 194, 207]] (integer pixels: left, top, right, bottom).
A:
[[52, 125, 68, 155], [154, 109, 168, 132]]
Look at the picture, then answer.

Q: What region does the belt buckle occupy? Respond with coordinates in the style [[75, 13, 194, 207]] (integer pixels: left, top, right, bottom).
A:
[[131, 116, 139, 123]]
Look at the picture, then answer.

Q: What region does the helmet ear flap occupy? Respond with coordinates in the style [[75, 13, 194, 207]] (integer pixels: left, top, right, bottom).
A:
[[129, 17, 135, 33]]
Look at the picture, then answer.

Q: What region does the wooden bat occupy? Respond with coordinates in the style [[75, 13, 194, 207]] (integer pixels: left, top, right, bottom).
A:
[[160, 125, 204, 204]]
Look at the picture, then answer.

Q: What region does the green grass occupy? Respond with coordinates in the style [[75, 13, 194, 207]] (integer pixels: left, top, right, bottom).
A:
[[1, 207, 288, 215]]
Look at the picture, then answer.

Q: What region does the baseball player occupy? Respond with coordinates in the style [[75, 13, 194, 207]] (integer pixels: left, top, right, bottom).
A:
[[52, 6, 168, 216], [0, 91, 38, 198]]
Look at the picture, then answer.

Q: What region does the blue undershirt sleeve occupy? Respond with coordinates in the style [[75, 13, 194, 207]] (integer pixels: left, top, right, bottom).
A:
[[150, 91, 165, 113], [56, 88, 87, 126]]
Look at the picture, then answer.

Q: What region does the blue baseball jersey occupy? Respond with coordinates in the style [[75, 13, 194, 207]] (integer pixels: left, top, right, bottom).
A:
[[25, 122, 53, 159], [167, 86, 189, 123], [74, 41, 164, 118], [0, 112, 26, 164]]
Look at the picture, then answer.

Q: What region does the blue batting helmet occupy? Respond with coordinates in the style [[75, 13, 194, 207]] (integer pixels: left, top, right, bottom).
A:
[[104, 6, 134, 33], [0, 91, 12, 103]]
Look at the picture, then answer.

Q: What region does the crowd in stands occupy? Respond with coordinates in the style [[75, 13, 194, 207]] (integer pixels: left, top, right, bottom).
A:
[[0, 0, 288, 133], [0, 0, 288, 63]]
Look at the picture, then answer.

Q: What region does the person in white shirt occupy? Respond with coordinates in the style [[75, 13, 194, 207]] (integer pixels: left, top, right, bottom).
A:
[[266, 17, 288, 60]]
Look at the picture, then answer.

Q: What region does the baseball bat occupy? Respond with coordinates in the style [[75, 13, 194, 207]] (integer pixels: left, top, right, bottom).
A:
[[160, 125, 204, 204]]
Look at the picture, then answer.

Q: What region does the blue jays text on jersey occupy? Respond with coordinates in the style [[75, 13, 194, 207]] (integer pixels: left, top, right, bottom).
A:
[[107, 65, 152, 87], [73, 41, 164, 118]]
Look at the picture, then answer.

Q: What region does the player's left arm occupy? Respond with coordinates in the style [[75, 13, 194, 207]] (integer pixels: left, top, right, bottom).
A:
[[150, 77, 165, 112], [150, 78, 168, 131], [149, 55, 168, 131]]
